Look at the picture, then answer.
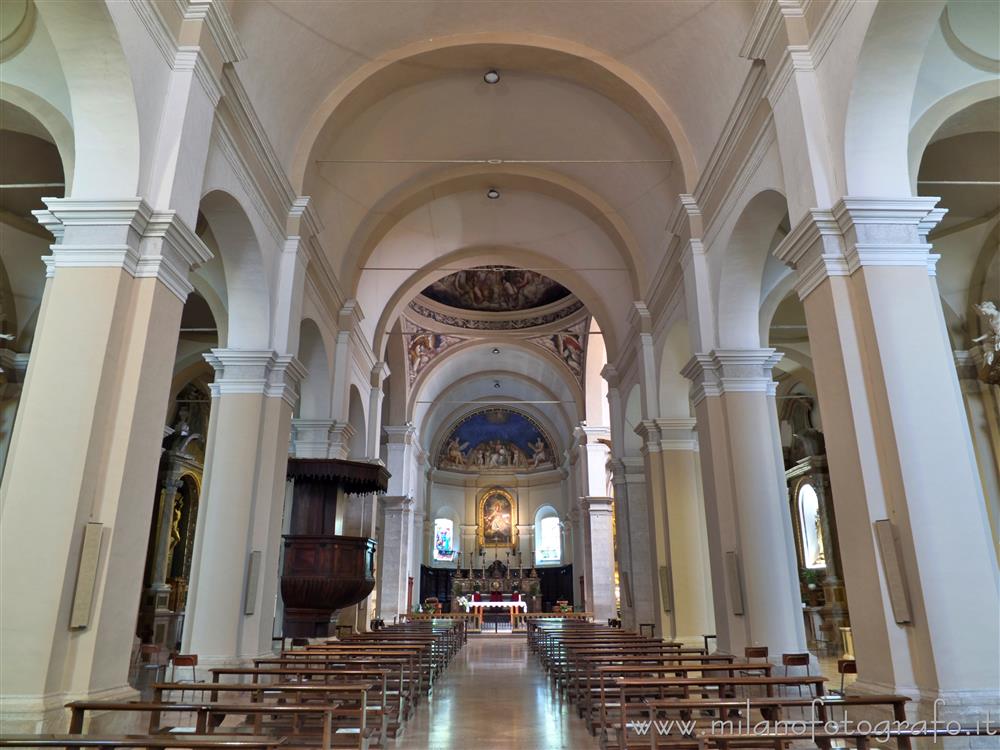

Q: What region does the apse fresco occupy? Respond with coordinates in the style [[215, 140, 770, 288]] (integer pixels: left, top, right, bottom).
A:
[[421, 267, 571, 312], [438, 408, 554, 472]]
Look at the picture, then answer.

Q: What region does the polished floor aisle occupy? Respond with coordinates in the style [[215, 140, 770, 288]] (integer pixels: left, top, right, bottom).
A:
[[391, 635, 600, 749]]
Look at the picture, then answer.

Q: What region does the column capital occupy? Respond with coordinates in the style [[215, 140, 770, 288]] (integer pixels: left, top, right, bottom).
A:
[[600, 363, 620, 389], [338, 300, 364, 335], [581, 496, 615, 514], [609, 456, 645, 482], [34, 198, 213, 302], [205, 349, 306, 408], [681, 349, 782, 405], [573, 424, 611, 445], [379, 495, 414, 512], [326, 421, 356, 460], [774, 197, 945, 299], [634, 420, 661, 453], [291, 418, 335, 458], [654, 417, 699, 450], [370, 361, 390, 388], [384, 424, 416, 445]]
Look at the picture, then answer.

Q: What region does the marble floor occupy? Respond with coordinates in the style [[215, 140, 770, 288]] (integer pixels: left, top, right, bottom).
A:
[[390, 635, 600, 750]]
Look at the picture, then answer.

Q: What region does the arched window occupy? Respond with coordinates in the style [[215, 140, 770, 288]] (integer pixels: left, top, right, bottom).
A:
[[797, 483, 826, 569], [433, 517, 455, 562], [535, 513, 562, 566]]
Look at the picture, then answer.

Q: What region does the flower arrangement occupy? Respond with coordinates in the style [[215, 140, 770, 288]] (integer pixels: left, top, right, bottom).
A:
[[456, 595, 470, 609]]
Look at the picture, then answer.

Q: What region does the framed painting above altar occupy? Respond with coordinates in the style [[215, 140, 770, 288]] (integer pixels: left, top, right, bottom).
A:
[[478, 487, 517, 548]]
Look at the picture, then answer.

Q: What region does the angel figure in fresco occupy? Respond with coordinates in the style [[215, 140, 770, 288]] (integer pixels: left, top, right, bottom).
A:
[[445, 438, 469, 467], [973, 301, 1000, 366], [528, 437, 548, 468]]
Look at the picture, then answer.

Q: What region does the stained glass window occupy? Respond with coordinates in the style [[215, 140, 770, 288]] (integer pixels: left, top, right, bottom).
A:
[[433, 518, 455, 562]]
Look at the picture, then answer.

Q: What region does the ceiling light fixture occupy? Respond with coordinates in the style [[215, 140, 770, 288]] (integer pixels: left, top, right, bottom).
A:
[[492, 347, 501, 355], [484, 69, 500, 85], [493, 380, 502, 390], [487, 188, 500, 200]]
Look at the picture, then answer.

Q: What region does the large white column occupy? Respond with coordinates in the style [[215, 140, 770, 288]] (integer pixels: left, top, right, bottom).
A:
[[571, 426, 618, 622], [0, 201, 211, 730], [375, 425, 418, 622], [682, 350, 807, 659], [775, 198, 1000, 720], [183, 350, 303, 666], [580, 497, 618, 622], [610, 457, 661, 633], [377, 496, 415, 622], [656, 418, 715, 644]]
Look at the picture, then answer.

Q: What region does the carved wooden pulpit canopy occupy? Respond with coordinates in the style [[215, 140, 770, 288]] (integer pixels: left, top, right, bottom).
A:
[[281, 458, 390, 638]]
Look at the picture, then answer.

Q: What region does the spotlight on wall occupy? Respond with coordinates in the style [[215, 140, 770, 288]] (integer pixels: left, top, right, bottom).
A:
[[492, 347, 501, 355], [486, 188, 501, 200], [483, 69, 500, 85]]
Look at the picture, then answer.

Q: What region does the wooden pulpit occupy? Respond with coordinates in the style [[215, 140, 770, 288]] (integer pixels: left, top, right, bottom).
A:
[[280, 458, 389, 638]]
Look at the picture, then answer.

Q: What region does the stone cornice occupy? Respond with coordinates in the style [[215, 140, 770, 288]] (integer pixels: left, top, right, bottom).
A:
[[177, 0, 247, 64]]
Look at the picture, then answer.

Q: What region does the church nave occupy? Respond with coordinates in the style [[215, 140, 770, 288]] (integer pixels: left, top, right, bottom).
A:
[[391, 637, 597, 750]]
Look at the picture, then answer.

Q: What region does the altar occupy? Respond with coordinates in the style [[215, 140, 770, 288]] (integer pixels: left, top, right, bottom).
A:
[[462, 599, 528, 612], [450, 560, 541, 613]]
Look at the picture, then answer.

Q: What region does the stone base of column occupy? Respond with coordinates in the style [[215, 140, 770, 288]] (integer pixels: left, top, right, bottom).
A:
[[848, 681, 999, 749], [0, 684, 139, 734]]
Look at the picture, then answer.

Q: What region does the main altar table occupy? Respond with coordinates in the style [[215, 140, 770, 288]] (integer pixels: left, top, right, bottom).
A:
[[462, 600, 528, 612]]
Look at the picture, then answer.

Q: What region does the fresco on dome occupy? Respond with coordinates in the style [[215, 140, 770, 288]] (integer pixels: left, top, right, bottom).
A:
[[527, 317, 587, 383], [422, 267, 571, 312], [404, 318, 465, 384], [438, 408, 554, 472]]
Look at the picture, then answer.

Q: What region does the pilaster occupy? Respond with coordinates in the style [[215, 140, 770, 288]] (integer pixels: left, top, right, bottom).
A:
[[682, 349, 806, 659], [0, 200, 210, 731], [184, 349, 303, 665], [774, 200, 999, 711]]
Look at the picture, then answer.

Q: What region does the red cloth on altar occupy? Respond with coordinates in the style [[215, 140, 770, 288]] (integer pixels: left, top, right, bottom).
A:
[[473, 592, 482, 602], [490, 591, 503, 602], [512, 592, 520, 601]]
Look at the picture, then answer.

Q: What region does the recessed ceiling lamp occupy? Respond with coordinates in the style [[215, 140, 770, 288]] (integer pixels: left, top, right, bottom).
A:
[[492, 347, 501, 355], [483, 69, 500, 85], [493, 380, 502, 390], [486, 188, 501, 200]]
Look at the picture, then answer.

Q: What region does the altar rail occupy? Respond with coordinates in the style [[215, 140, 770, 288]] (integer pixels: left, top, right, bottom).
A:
[[514, 612, 593, 629], [405, 612, 483, 631]]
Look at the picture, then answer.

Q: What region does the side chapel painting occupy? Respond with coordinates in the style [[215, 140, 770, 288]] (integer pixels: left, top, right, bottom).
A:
[[479, 488, 515, 547], [438, 408, 554, 472]]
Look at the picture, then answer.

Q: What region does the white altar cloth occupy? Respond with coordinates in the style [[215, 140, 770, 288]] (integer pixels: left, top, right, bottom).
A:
[[463, 600, 528, 611]]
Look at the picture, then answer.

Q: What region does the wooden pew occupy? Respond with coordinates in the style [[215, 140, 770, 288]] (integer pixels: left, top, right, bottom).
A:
[[604, 676, 827, 750], [0, 736, 286, 749], [64, 696, 373, 750], [641, 694, 911, 750], [151, 682, 388, 746]]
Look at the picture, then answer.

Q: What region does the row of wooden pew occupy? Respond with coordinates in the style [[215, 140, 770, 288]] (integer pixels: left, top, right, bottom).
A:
[[0, 620, 465, 750], [527, 620, 986, 750]]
